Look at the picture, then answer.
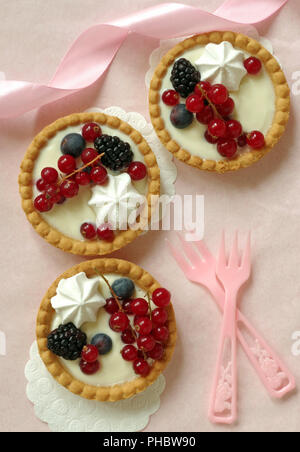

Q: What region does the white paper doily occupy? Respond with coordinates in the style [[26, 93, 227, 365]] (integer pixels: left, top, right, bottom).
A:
[[145, 33, 281, 89], [25, 341, 166, 432], [85, 106, 177, 200]]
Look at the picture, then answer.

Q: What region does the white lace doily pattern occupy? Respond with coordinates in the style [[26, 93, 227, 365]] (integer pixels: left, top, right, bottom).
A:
[[85, 106, 177, 201], [25, 341, 166, 432]]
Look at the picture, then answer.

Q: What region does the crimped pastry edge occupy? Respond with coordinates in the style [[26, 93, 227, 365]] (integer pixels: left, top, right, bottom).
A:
[[36, 258, 177, 402], [149, 31, 290, 173], [19, 112, 160, 255]]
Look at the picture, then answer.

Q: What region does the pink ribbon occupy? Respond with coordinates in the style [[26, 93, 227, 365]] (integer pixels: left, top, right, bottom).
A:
[[0, 0, 288, 119]]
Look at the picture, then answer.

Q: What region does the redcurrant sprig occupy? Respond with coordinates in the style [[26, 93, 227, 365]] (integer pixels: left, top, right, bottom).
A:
[[58, 153, 104, 186]]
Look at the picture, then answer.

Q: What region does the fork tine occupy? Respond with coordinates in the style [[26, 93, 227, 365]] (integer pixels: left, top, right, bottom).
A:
[[228, 230, 240, 267], [176, 232, 203, 267], [165, 238, 192, 275], [194, 239, 214, 262], [217, 230, 227, 269], [241, 231, 251, 271]]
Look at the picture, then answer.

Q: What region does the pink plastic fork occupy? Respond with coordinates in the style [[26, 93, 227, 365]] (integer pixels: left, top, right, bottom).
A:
[[167, 233, 295, 412], [208, 232, 251, 424]]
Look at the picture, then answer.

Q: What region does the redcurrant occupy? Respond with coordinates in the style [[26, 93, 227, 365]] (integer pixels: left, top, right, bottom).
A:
[[81, 344, 99, 363], [104, 297, 119, 315], [130, 298, 149, 316], [75, 171, 91, 186], [121, 345, 138, 361], [162, 90, 180, 106], [128, 162, 147, 181], [204, 130, 218, 144], [208, 84, 229, 105], [152, 288, 171, 308], [134, 316, 152, 335], [208, 119, 227, 138], [81, 148, 99, 165], [41, 167, 58, 184], [152, 326, 169, 343], [217, 138, 238, 158], [121, 328, 136, 344], [216, 97, 235, 117], [44, 184, 61, 204], [237, 133, 247, 148], [82, 123, 102, 142], [247, 131, 265, 149], [58, 155, 76, 174], [79, 359, 100, 375], [122, 299, 133, 315], [133, 358, 150, 376], [194, 81, 211, 96], [147, 343, 164, 360], [90, 166, 107, 185], [80, 222, 97, 240], [152, 307, 168, 325], [60, 180, 79, 198], [34, 194, 53, 212], [226, 120, 243, 139], [244, 57, 262, 75], [137, 335, 155, 352], [36, 178, 48, 192], [109, 312, 129, 332], [196, 105, 214, 125], [97, 223, 114, 242], [185, 94, 204, 113]]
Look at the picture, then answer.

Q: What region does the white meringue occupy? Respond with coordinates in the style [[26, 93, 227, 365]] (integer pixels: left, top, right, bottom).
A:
[[195, 41, 247, 91], [88, 173, 145, 229], [51, 273, 105, 328]]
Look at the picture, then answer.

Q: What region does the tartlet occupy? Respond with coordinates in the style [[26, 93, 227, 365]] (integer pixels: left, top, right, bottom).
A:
[[19, 112, 160, 255], [149, 31, 290, 173], [36, 258, 177, 402]]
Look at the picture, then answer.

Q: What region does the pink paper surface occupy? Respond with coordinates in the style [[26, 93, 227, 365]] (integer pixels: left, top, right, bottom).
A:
[[0, 0, 300, 432]]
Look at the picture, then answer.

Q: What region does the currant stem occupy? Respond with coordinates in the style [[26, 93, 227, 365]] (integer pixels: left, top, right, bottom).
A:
[[147, 293, 152, 321], [94, 269, 123, 312], [59, 153, 104, 185], [198, 85, 222, 120], [94, 268, 147, 358]]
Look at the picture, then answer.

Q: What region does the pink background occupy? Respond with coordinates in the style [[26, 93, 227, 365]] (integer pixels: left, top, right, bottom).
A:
[[1, 0, 300, 432]]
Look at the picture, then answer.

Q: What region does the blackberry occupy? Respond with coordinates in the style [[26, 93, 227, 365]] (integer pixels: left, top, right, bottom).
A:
[[94, 135, 133, 171], [170, 58, 200, 98], [47, 322, 87, 360]]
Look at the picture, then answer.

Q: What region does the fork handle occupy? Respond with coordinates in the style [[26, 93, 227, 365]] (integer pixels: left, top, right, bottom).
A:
[[236, 311, 296, 398], [208, 290, 238, 425], [209, 281, 296, 398]]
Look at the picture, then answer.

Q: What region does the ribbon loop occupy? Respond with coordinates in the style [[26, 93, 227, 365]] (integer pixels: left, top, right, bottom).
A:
[[0, 0, 289, 119]]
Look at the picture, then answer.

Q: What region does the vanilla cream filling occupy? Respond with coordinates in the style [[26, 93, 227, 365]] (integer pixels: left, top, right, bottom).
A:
[[33, 125, 148, 240], [51, 274, 153, 387], [159, 43, 276, 161]]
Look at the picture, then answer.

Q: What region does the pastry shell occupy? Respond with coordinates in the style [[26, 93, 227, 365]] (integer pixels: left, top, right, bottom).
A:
[[19, 112, 160, 255], [149, 31, 290, 173], [36, 258, 177, 402]]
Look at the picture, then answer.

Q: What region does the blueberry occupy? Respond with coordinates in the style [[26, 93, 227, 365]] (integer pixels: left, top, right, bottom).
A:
[[61, 133, 86, 158], [112, 278, 135, 299], [91, 333, 112, 355], [170, 104, 193, 129]]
